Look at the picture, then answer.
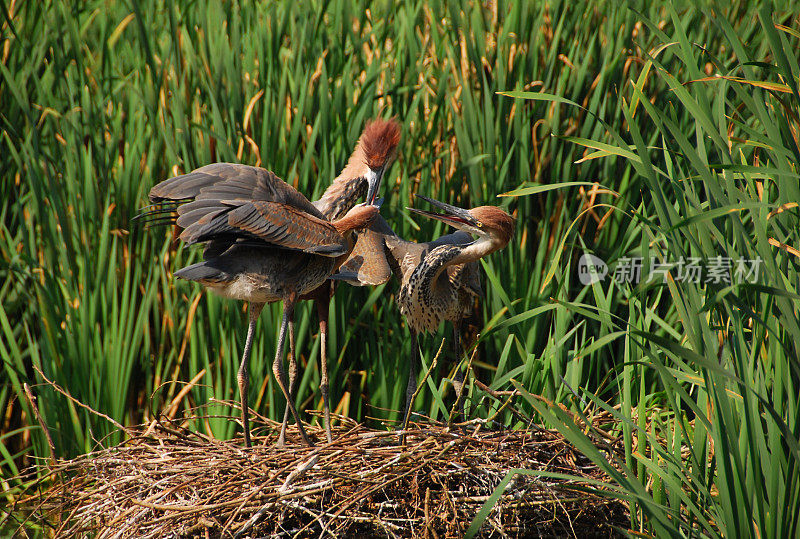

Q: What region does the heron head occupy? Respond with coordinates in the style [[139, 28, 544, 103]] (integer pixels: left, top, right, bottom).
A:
[[361, 118, 400, 205], [468, 205, 515, 246], [408, 195, 515, 248]]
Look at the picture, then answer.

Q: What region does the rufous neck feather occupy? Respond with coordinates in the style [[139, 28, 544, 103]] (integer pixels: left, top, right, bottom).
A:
[[314, 119, 400, 220]]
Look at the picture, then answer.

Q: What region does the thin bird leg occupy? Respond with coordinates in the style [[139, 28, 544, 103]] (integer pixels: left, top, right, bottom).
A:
[[238, 302, 264, 448], [449, 321, 467, 428], [273, 297, 313, 447], [277, 318, 296, 446], [317, 290, 333, 443], [401, 331, 419, 431]]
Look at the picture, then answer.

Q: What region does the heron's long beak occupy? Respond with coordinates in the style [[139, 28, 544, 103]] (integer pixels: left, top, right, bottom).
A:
[[365, 165, 385, 206], [407, 194, 479, 228]]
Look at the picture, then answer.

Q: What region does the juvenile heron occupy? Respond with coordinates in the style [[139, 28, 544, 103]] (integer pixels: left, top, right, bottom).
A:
[[141, 164, 381, 447], [393, 196, 515, 429]]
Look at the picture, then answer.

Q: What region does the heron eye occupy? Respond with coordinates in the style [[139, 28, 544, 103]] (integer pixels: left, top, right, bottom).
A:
[[476, 222, 483, 228]]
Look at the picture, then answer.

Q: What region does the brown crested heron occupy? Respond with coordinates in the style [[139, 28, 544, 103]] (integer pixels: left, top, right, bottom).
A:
[[141, 163, 382, 447], [277, 118, 400, 444], [391, 195, 515, 429]]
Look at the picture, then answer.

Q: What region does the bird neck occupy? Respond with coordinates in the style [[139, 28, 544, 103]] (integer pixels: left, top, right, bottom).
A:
[[413, 244, 463, 298], [444, 235, 502, 266], [413, 235, 498, 299], [313, 147, 368, 220], [331, 205, 377, 235]]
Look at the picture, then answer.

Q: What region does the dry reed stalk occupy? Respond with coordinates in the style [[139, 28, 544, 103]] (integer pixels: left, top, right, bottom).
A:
[[9, 405, 627, 538]]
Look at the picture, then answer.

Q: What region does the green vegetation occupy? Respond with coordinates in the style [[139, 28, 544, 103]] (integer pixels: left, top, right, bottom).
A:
[[2, 1, 798, 536]]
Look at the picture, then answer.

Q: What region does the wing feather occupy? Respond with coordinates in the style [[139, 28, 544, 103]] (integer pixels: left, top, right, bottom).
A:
[[184, 200, 348, 257], [143, 163, 325, 226], [334, 216, 396, 286]]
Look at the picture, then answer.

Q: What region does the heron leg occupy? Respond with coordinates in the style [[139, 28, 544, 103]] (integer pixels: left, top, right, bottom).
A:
[[450, 322, 467, 427], [317, 290, 333, 443], [277, 318, 296, 446], [401, 331, 419, 431], [274, 297, 313, 447], [238, 302, 264, 448]]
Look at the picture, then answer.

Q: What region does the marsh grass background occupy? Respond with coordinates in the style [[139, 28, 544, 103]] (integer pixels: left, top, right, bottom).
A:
[[2, 1, 799, 536]]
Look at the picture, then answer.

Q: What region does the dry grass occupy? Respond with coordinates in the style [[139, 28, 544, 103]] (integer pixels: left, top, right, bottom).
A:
[[8, 408, 627, 538]]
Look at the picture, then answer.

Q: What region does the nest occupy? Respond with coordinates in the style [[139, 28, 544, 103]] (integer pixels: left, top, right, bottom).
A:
[[11, 411, 627, 538]]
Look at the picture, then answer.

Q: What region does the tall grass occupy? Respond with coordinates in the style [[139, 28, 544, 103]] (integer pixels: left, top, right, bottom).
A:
[[476, 6, 800, 537], [1, 1, 798, 535]]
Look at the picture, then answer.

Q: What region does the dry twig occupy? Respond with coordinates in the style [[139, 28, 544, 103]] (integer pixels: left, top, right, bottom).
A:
[[10, 405, 627, 538]]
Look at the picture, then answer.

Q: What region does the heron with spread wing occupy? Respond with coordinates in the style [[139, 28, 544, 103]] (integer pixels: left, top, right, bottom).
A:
[[140, 162, 381, 447]]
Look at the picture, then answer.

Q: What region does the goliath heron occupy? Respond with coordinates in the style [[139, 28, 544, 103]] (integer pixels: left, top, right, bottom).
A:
[[141, 163, 381, 447], [393, 195, 515, 429], [277, 118, 400, 444]]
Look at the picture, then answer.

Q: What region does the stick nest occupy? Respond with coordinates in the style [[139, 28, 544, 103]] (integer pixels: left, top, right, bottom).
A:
[[13, 414, 627, 538]]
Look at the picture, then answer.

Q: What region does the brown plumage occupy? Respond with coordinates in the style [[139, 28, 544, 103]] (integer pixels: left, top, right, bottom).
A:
[[361, 118, 402, 170], [139, 161, 381, 448], [313, 118, 400, 220], [330, 195, 513, 429], [334, 214, 399, 286], [176, 205, 379, 305], [273, 118, 401, 445], [395, 196, 515, 429]]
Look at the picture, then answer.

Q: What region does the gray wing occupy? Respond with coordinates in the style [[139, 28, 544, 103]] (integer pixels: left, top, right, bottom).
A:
[[140, 163, 334, 256], [150, 164, 321, 215], [142, 163, 324, 225], [428, 230, 474, 250], [180, 200, 348, 257]]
